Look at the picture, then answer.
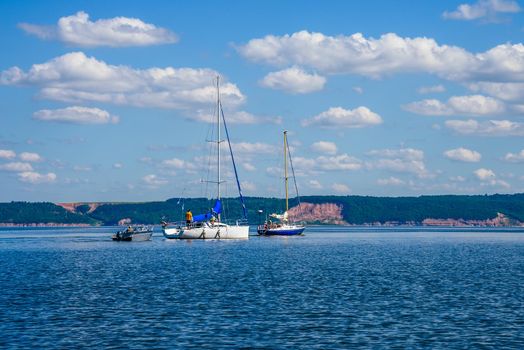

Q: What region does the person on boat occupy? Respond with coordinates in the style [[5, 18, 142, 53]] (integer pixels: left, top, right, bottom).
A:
[[126, 225, 134, 233], [210, 215, 216, 226], [186, 210, 193, 226]]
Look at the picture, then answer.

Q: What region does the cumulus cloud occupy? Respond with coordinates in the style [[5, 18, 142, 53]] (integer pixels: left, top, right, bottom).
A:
[[418, 85, 446, 94], [308, 180, 323, 189], [260, 67, 326, 94], [242, 163, 256, 172], [33, 106, 119, 124], [19, 152, 42, 162], [468, 82, 524, 101], [231, 142, 278, 155], [0, 162, 34, 172], [310, 141, 338, 155], [474, 168, 496, 180], [366, 148, 432, 178], [191, 110, 281, 124], [504, 149, 524, 162], [18, 171, 56, 184], [443, 0, 520, 21], [445, 119, 524, 136], [18, 11, 178, 47], [377, 177, 405, 186], [240, 181, 256, 192], [0, 149, 16, 159], [404, 95, 506, 116], [237, 30, 524, 82], [142, 174, 168, 187], [1, 52, 245, 111], [113, 163, 123, 169], [302, 106, 382, 128], [473, 167, 510, 188], [444, 147, 482, 162], [293, 154, 362, 174], [332, 183, 350, 194]]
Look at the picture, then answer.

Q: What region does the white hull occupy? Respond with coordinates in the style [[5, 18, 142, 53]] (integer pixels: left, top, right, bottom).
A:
[[163, 223, 248, 240]]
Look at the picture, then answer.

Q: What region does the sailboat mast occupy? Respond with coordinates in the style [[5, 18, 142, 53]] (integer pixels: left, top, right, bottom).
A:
[[217, 76, 221, 221], [284, 130, 288, 212]]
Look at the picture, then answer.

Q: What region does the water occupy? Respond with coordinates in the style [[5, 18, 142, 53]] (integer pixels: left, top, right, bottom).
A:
[[1, 226, 523, 349]]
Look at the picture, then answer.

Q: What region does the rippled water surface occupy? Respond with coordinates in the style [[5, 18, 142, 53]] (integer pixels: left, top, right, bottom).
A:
[[1, 226, 523, 349]]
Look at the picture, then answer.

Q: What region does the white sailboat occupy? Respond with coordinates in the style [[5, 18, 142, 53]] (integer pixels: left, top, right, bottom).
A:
[[257, 131, 305, 236], [162, 77, 249, 240]]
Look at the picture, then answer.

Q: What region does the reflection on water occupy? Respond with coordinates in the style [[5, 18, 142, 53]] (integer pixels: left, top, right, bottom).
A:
[[1, 226, 523, 348]]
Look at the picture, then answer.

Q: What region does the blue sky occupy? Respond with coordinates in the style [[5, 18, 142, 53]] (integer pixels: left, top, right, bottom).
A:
[[1, 0, 523, 202]]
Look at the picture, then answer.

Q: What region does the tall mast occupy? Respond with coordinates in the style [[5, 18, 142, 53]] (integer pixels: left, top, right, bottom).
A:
[[284, 130, 288, 212], [217, 76, 221, 221]]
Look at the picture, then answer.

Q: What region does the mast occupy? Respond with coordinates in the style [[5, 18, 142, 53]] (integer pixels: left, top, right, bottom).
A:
[[216, 76, 221, 221], [284, 130, 289, 212]]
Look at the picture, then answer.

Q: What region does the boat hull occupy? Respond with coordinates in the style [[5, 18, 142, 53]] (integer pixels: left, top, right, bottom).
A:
[[163, 224, 249, 240], [257, 225, 305, 236], [112, 231, 153, 241]]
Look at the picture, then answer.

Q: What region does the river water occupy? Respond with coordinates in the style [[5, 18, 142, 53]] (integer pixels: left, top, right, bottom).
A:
[[0, 226, 523, 349]]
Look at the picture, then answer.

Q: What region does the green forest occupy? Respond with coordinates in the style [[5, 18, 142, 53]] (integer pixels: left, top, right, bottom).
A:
[[1, 193, 523, 226]]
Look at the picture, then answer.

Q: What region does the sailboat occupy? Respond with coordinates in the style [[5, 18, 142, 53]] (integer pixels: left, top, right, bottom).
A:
[[161, 77, 249, 239], [257, 131, 306, 236]]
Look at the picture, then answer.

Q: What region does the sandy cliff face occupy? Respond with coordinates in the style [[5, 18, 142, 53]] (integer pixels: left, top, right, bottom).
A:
[[288, 202, 347, 224], [422, 213, 522, 227]]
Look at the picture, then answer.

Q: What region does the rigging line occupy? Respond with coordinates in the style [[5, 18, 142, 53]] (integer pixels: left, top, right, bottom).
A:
[[287, 139, 301, 207], [219, 100, 248, 220]]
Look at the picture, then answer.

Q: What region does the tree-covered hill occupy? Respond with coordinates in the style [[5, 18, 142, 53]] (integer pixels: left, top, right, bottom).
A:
[[0, 194, 523, 226], [0, 202, 97, 225]]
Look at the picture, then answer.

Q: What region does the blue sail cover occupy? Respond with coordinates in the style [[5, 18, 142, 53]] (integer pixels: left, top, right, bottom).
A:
[[193, 200, 222, 223]]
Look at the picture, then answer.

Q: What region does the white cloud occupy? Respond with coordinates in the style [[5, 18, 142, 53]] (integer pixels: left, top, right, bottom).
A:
[[231, 142, 278, 155], [352, 86, 363, 94], [293, 153, 362, 173], [19, 152, 42, 162], [142, 174, 168, 186], [191, 110, 282, 124], [445, 119, 524, 136], [0, 149, 16, 159], [302, 106, 382, 128], [34, 106, 119, 124], [18, 11, 178, 47], [240, 181, 256, 192], [0, 162, 33, 172], [18, 171, 56, 184], [443, 0, 520, 20], [237, 31, 524, 83], [418, 85, 446, 94], [366, 148, 431, 178], [242, 163, 256, 172], [113, 162, 123, 169], [332, 183, 350, 194], [468, 82, 524, 101], [504, 149, 524, 162], [260, 67, 326, 94], [404, 95, 506, 116], [1, 52, 245, 111], [473, 167, 510, 188], [310, 141, 337, 155], [367, 148, 424, 161], [444, 147, 482, 162], [474, 168, 496, 180], [308, 180, 323, 189], [377, 177, 405, 186]]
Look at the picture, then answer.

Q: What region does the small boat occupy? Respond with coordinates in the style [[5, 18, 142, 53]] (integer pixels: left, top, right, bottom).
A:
[[112, 225, 153, 241], [162, 76, 249, 240], [257, 131, 306, 236]]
